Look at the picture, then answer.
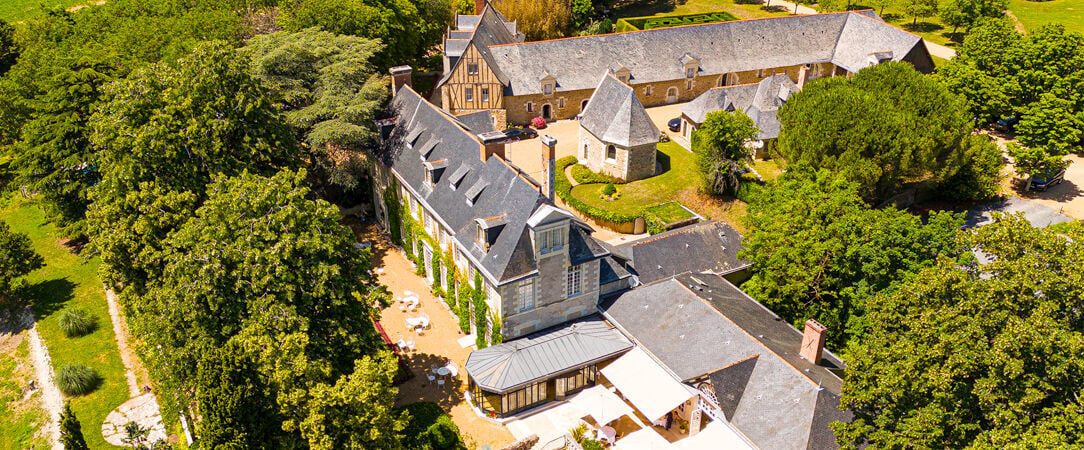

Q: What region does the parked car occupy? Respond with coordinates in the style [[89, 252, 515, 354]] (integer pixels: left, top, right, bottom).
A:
[[994, 117, 1018, 133], [502, 127, 538, 141], [667, 117, 681, 132], [1030, 168, 1065, 191]]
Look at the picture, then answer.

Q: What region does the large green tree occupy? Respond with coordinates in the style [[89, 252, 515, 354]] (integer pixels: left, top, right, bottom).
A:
[[691, 110, 758, 196], [87, 40, 296, 294], [939, 0, 1006, 34], [837, 214, 1084, 448], [739, 168, 964, 347], [246, 28, 387, 193], [0, 222, 44, 308], [59, 401, 89, 450], [132, 169, 398, 446], [277, 0, 452, 68], [0, 20, 17, 76], [777, 62, 973, 201]]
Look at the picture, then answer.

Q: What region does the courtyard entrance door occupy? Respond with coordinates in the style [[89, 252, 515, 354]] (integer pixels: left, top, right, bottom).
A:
[[541, 104, 551, 120]]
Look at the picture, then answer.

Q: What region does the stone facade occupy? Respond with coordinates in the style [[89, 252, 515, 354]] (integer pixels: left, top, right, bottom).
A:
[[578, 128, 656, 182], [500, 257, 601, 338], [503, 63, 837, 125]]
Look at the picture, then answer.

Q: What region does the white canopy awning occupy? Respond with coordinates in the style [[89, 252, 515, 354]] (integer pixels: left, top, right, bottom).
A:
[[568, 385, 634, 426], [615, 427, 671, 450], [600, 347, 693, 421], [674, 421, 751, 450]]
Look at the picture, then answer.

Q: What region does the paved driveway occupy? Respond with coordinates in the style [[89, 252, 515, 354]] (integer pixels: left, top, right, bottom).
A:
[[962, 196, 1072, 229], [1023, 153, 1084, 221]]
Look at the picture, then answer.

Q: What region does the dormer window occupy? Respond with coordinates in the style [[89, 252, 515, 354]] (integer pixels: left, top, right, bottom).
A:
[[537, 227, 565, 254], [540, 72, 556, 96], [543, 83, 553, 95], [423, 159, 447, 186], [680, 53, 700, 80], [475, 214, 507, 252], [686, 67, 695, 79]]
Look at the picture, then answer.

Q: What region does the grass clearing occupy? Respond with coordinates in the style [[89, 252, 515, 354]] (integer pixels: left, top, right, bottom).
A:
[[571, 141, 697, 216], [1008, 0, 1084, 33], [1, 197, 128, 449], [644, 201, 695, 224], [0, 337, 48, 448], [751, 159, 784, 182]]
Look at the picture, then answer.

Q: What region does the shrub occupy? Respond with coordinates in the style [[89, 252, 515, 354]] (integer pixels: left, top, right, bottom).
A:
[[571, 164, 624, 185], [582, 439, 604, 450], [601, 183, 617, 196], [57, 308, 98, 338], [531, 116, 547, 129], [56, 364, 101, 396], [425, 415, 462, 449], [554, 156, 641, 224]]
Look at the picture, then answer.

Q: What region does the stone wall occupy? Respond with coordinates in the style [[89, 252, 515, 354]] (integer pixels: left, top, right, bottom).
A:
[[502, 63, 839, 125], [502, 256, 601, 338], [578, 127, 656, 182]]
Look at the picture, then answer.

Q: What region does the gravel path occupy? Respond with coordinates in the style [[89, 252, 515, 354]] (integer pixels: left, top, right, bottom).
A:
[[104, 288, 140, 396], [23, 308, 63, 450]]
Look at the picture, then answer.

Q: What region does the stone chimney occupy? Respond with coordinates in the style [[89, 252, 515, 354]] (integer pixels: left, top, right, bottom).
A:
[[480, 142, 506, 162], [475, 0, 485, 14], [390, 65, 413, 96], [799, 319, 827, 364], [797, 65, 809, 90], [540, 135, 557, 202]]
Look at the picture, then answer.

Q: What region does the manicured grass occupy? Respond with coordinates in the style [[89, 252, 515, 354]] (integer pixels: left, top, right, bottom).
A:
[[571, 141, 697, 215], [1008, 0, 1084, 33], [750, 159, 784, 182], [611, 0, 793, 22], [644, 201, 695, 224], [0, 339, 48, 448], [1, 197, 128, 449], [0, 0, 98, 22]]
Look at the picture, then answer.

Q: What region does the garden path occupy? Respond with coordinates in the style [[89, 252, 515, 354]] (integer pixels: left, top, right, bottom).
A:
[[23, 307, 63, 450]]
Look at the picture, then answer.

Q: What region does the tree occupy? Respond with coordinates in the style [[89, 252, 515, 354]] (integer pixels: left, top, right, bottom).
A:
[[493, 0, 572, 40], [904, 0, 938, 25], [939, 0, 1006, 34], [777, 62, 973, 202], [691, 111, 758, 196], [0, 20, 17, 76], [1015, 93, 1083, 155], [132, 170, 392, 444], [836, 214, 1084, 448], [0, 222, 44, 308], [277, 0, 452, 68], [87, 40, 296, 294], [939, 134, 1004, 201], [571, 0, 593, 29], [298, 353, 408, 450], [1009, 143, 1068, 191], [59, 402, 89, 450], [739, 168, 964, 347], [246, 28, 387, 194], [195, 342, 285, 447]]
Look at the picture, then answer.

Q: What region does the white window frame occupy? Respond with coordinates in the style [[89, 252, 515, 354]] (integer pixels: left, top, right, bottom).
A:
[[565, 265, 582, 298], [538, 227, 565, 255], [517, 279, 536, 312], [481, 88, 489, 102], [686, 67, 695, 79], [465, 87, 474, 102], [543, 83, 553, 95]]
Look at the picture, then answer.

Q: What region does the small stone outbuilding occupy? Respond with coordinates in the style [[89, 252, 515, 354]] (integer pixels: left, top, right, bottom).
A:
[[578, 73, 660, 182]]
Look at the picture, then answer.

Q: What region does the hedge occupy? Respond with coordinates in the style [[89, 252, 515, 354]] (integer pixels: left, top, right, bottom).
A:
[[555, 156, 641, 224], [571, 164, 625, 185], [615, 11, 738, 32]]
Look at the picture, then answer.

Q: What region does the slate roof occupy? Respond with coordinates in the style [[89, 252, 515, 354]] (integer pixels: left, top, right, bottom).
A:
[[601, 273, 848, 450], [454, 110, 498, 134], [580, 73, 660, 148], [611, 221, 750, 285], [485, 11, 925, 95], [680, 74, 800, 140], [465, 316, 633, 393], [384, 86, 604, 285]]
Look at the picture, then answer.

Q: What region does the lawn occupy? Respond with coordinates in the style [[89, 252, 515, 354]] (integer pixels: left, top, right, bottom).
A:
[[0, 0, 99, 22], [571, 141, 697, 216], [1, 197, 128, 450], [0, 339, 47, 449], [1008, 0, 1084, 33], [750, 159, 784, 182], [644, 201, 695, 224], [611, 0, 793, 22]]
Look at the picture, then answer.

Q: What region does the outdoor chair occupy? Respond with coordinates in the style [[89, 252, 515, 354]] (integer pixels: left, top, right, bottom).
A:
[[437, 379, 445, 386], [406, 340, 415, 352], [427, 373, 436, 382]]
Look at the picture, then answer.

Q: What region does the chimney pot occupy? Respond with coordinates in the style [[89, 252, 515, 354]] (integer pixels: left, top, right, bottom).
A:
[[799, 319, 827, 364], [390, 65, 413, 96], [540, 135, 557, 202]]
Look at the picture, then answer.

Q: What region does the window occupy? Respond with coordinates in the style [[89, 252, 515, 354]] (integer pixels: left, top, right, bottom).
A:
[[618, 74, 628, 83], [501, 381, 548, 414], [555, 366, 597, 396], [516, 279, 535, 312], [558, 97, 566, 109], [686, 80, 693, 91], [583, 144, 588, 159], [718, 76, 726, 87], [468, 63, 479, 75], [465, 87, 473, 102], [645, 86, 653, 96], [666, 87, 678, 99], [605, 145, 617, 161], [481, 88, 489, 102], [538, 228, 565, 254], [686, 67, 695, 79], [424, 167, 433, 186], [757, 69, 764, 78], [526, 102, 534, 113], [565, 265, 582, 298], [543, 83, 553, 95]]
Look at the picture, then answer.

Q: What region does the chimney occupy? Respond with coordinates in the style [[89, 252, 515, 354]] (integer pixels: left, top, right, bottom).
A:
[[797, 65, 809, 90], [480, 142, 505, 161], [540, 135, 557, 201], [799, 319, 827, 364], [390, 65, 413, 96], [475, 0, 485, 14]]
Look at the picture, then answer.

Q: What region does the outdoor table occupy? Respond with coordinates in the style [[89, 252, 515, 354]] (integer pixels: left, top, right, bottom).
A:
[[436, 367, 450, 377], [597, 426, 617, 443]]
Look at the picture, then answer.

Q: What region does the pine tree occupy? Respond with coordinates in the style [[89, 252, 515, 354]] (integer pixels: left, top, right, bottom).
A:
[[59, 402, 89, 450]]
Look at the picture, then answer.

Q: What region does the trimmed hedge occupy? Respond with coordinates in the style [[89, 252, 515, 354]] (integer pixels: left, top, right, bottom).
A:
[[555, 157, 641, 224], [615, 11, 738, 32], [571, 164, 624, 185]]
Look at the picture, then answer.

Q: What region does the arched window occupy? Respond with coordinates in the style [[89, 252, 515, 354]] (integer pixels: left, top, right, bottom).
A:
[[606, 145, 617, 161], [583, 144, 588, 159], [666, 87, 678, 103]]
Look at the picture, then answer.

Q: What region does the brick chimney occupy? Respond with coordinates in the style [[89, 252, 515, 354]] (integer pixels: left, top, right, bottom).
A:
[[475, 0, 485, 14], [797, 65, 809, 89], [799, 319, 827, 364], [540, 135, 557, 201], [390, 65, 413, 96]]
